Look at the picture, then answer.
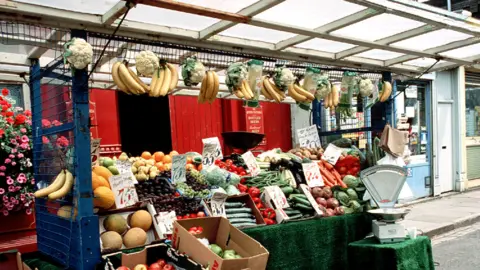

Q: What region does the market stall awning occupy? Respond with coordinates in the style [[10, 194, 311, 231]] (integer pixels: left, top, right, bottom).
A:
[[1, 0, 480, 76]]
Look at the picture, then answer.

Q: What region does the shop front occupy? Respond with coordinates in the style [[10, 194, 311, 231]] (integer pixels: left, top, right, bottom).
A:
[[465, 70, 480, 187]]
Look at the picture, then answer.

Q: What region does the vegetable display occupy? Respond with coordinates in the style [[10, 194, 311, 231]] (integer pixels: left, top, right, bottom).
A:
[[273, 66, 295, 92], [180, 56, 205, 86], [63, 38, 93, 70], [225, 202, 257, 228], [225, 62, 254, 100]]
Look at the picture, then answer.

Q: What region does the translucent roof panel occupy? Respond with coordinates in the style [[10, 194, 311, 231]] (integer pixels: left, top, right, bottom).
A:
[[403, 58, 446, 67], [254, 0, 366, 29], [355, 49, 405, 60], [221, 24, 295, 43], [440, 43, 480, 59], [295, 38, 355, 53], [15, 0, 117, 15], [332, 14, 425, 41], [392, 29, 473, 51]]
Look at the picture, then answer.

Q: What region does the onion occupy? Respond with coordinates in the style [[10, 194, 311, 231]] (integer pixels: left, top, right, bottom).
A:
[[323, 187, 333, 199], [311, 187, 324, 198], [326, 198, 339, 209], [334, 206, 345, 216], [316, 197, 327, 208], [325, 208, 335, 217]]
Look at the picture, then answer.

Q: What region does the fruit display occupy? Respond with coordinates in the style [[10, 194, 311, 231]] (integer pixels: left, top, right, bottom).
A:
[[175, 170, 210, 198], [136, 176, 176, 201], [198, 70, 220, 103], [152, 196, 205, 217], [34, 169, 74, 200], [225, 62, 254, 100]]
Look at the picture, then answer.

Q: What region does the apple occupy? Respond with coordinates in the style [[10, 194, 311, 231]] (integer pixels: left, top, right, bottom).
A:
[[156, 260, 166, 268], [148, 263, 162, 270], [117, 267, 130, 270], [133, 264, 148, 270]]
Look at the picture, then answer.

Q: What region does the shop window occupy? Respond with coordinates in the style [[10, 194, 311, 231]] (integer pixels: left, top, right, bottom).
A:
[[465, 85, 480, 137], [0, 84, 24, 109]]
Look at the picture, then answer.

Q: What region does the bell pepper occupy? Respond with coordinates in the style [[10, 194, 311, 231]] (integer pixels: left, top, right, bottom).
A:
[[248, 187, 261, 198], [256, 202, 264, 210], [264, 218, 275, 225], [252, 197, 261, 204], [262, 208, 276, 219], [237, 183, 248, 193]]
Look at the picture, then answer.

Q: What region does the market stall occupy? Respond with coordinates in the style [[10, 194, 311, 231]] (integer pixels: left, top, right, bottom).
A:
[[0, 0, 480, 270]]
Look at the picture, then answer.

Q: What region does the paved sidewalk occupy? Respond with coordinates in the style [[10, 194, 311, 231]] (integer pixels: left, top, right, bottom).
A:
[[401, 189, 480, 238]]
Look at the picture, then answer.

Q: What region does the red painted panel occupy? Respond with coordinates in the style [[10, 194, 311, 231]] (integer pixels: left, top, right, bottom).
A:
[[90, 89, 121, 146], [169, 96, 223, 153], [262, 102, 292, 152]]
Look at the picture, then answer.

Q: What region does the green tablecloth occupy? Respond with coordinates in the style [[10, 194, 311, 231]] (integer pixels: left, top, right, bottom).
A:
[[243, 214, 372, 270], [348, 236, 435, 270]]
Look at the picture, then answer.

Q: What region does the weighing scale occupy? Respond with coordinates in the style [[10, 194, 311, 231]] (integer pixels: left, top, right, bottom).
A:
[[360, 165, 410, 244]]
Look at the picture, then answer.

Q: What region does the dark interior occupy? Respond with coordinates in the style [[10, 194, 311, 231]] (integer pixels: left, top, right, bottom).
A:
[[117, 92, 172, 156]]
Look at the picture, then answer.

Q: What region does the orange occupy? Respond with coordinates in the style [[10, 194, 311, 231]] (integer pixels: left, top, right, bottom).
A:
[[141, 151, 152, 160], [197, 164, 203, 171], [186, 164, 195, 170], [186, 156, 193, 164], [162, 155, 172, 164], [155, 162, 165, 171], [154, 152, 165, 162], [170, 150, 179, 156], [164, 163, 171, 171]]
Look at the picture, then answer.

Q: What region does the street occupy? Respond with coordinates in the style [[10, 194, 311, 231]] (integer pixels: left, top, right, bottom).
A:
[[432, 222, 480, 269]]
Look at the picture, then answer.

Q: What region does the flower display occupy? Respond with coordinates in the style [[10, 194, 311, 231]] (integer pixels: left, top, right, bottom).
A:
[[0, 91, 34, 216]]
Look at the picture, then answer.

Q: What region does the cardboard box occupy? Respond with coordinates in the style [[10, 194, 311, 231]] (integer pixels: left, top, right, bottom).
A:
[[173, 217, 269, 270], [261, 186, 290, 223], [97, 243, 204, 270], [225, 194, 265, 228]]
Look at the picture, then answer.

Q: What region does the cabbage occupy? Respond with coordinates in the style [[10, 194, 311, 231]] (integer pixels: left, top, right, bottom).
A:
[[225, 185, 240, 196], [336, 191, 350, 206], [349, 200, 362, 213], [346, 188, 358, 201], [343, 175, 360, 188], [340, 206, 354, 214], [205, 166, 240, 188], [181, 56, 205, 86]]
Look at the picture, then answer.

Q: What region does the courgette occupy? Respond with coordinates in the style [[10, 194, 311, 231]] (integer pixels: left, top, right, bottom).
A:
[[232, 223, 257, 228], [230, 218, 257, 224], [281, 186, 294, 196], [225, 208, 252, 214], [291, 196, 311, 206], [225, 202, 244, 208], [226, 213, 254, 219], [287, 214, 303, 220], [293, 203, 313, 211]]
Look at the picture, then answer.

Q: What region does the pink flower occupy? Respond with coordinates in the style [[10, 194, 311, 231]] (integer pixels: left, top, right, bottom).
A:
[[0, 166, 6, 171], [20, 143, 28, 149], [0, 173, 6, 177], [41, 119, 51, 128], [31, 180, 35, 185], [9, 197, 15, 202], [6, 178, 13, 185], [7, 205, 12, 211], [56, 136, 69, 147], [8, 185, 15, 192], [0, 188, 4, 195], [4, 158, 10, 164], [20, 128, 26, 133], [11, 162, 16, 166], [42, 136, 49, 144], [21, 135, 29, 143], [11, 148, 16, 153], [18, 173, 25, 178], [26, 208, 32, 215], [15, 186, 21, 191], [8, 154, 14, 159], [17, 153, 23, 158], [20, 194, 25, 201], [13, 199, 18, 205], [52, 120, 62, 126], [2, 196, 8, 202], [3, 210, 8, 216], [10, 139, 16, 144]]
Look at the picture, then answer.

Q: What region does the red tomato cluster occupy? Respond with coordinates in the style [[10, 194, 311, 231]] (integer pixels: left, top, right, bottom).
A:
[[176, 211, 205, 220], [215, 159, 247, 176], [335, 154, 361, 178]]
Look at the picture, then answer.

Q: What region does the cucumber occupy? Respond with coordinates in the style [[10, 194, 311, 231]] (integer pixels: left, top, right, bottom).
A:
[[289, 194, 308, 200], [225, 202, 244, 208], [293, 203, 313, 211], [291, 196, 311, 206], [226, 213, 254, 219], [283, 209, 302, 216], [225, 208, 252, 214], [287, 214, 303, 220], [230, 218, 257, 224], [232, 223, 257, 228]]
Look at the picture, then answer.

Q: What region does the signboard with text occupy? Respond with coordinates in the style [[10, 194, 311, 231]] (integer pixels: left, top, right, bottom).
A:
[[245, 106, 266, 146]]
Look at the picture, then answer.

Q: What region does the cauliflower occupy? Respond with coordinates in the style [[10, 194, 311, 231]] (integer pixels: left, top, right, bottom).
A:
[[225, 62, 248, 92], [135, 50, 159, 76], [63, 38, 93, 70], [181, 56, 206, 86], [359, 78, 374, 97], [314, 74, 331, 100], [273, 66, 295, 92]]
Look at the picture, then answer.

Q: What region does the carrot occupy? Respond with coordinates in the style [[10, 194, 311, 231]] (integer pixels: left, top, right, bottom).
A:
[[331, 169, 342, 183], [320, 167, 336, 185], [337, 178, 348, 188], [321, 173, 334, 187], [317, 161, 325, 170], [323, 160, 334, 170]]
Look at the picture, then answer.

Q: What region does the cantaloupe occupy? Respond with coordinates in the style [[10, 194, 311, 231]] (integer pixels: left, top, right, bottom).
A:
[[57, 205, 77, 219], [130, 210, 152, 231], [93, 166, 113, 180], [123, 228, 147, 248], [103, 214, 128, 234], [93, 186, 115, 209], [92, 172, 110, 190], [101, 231, 123, 250]]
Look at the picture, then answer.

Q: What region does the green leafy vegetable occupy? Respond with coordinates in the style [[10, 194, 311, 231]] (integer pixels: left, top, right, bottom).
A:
[[346, 188, 358, 200], [336, 191, 350, 206], [181, 56, 205, 86], [225, 62, 248, 93], [343, 175, 360, 188]]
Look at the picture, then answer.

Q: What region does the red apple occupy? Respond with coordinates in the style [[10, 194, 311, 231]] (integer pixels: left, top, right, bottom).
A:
[[149, 263, 162, 270], [156, 259, 166, 268], [133, 264, 148, 270], [117, 267, 130, 270]]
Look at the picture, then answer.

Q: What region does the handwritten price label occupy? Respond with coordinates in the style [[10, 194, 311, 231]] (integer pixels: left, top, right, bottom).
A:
[[115, 160, 137, 184], [91, 139, 101, 166], [172, 155, 187, 184], [202, 142, 222, 167], [302, 163, 324, 187], [297, 125, 321, 148], [156, 211, 176, 236], [321, 144, 343, 165], [241, 151, 260, 176], [210, 192, 228, 218], [108, 173, 138, 209]]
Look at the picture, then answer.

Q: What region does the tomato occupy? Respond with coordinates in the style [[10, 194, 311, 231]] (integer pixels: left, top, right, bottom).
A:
[[338, 167, 347, 174], [219, 165, 226, 169], [190, 213, 197, 218], [230, 164, 237, 171], [197, 211, 205, 217], [214, 159, 221, 165], [176, 216, 183, 220], [196, 227, 203, 234], [236, 166, 244, 173], [240, 171, 246, 176], [225, 159, 233, 166], [183, 214, 190, 219]]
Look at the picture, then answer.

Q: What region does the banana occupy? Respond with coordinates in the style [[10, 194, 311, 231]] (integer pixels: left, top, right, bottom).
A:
[[324, 92, 331, 108], [166, 63, 178, 92], [127, 68, 149, 93], [243, 79, 254, 99], [205, 71, 215, 101], [48, 170, 74, 201], [260, 77, 273, 100], [198, 75, 208, 103], [293, 84, 315, 101], [331, 84, 339, 106], [112, 62, 128, 93], [118, 63, 144, 95], [153, 67, 165, 97], [34, 170, 66, 198], [239, 81, 252, 100], [234, 90, 244, 99], [209, 71, 220, 103], [380, 81, 392, 102], [150, 68, 159, 96], [288, 84, 307, 102], [159, 64, 171, 96], [263, 78, 282, 103]]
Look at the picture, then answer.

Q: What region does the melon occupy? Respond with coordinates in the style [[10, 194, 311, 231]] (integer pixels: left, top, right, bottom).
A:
[[93, 166, 113, 180], [93, 186, 115, 209], [57, 205, 77, 219], [103, 214, 128, 234], [123, 228, 147, 248], [92, 172, 110, 190], [108, 166, 119, 175], [101, 231, 123, 250], [130, 210, 152, 231]]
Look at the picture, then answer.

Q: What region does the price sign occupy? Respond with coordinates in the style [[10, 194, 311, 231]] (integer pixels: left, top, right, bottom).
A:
[[210, 192, 228, 217], [297, 125, 321, 148], [241, 151, 260, 176], [115, 160, 137, 184], [108, 173, 138, 209], [172, 155, 187, 184], [202, 137, 223, 161], [321, 144, 343, 165], [156, 211, 176, 236], [302, 163, 324, 187], [91, 139, 101, 166], [202, 142, 222, 167]]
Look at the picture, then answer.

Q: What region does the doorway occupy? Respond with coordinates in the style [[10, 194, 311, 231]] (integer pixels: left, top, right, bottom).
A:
[[437, 102, 454, 193], [117, 92, 172, 156]]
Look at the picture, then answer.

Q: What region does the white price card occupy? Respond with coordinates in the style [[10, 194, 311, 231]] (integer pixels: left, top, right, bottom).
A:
[[202, 142, 222, 168], [156, 211, 176, 236], [91, 139, 101, 166], [302, 163, 324, 187], [297, 125, 321, 149], [241, 151, 260, 176], [210, 192, 228, 218], [115, 160, 137, 184], [202, 137, 223, 160], [172, 154, 187, 184], [108, 173, 138, 209], [321, 144, 343, 165]]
